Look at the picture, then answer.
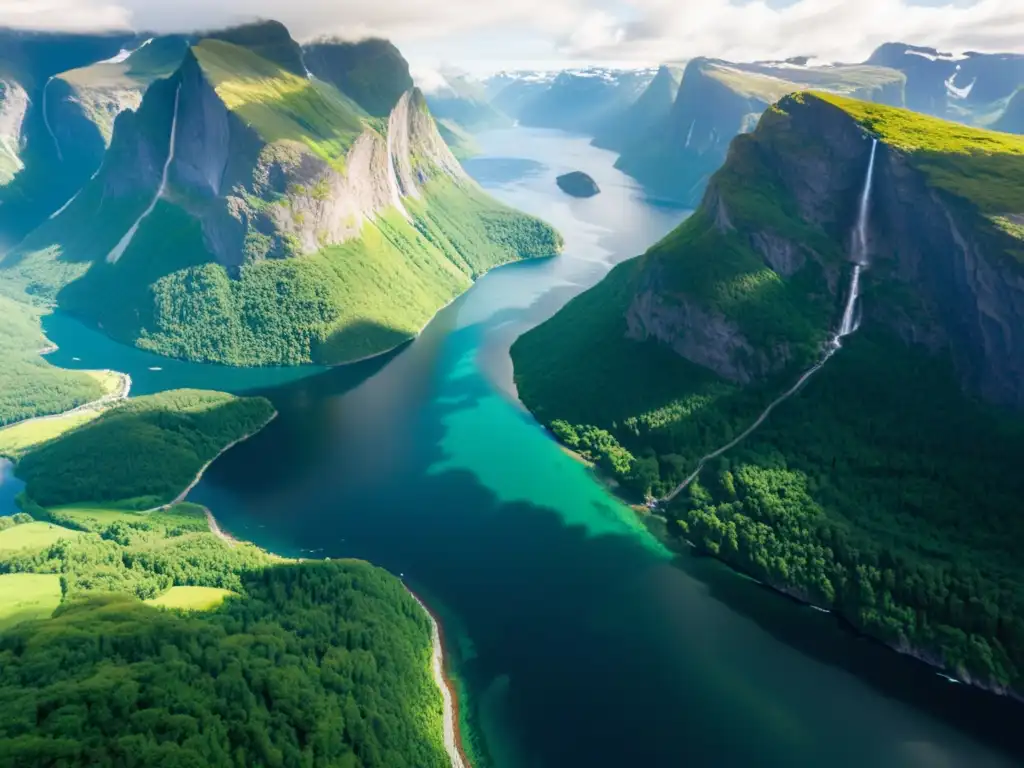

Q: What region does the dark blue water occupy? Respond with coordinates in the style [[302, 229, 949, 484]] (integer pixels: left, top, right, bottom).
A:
[[49, 128, 1024, 766]]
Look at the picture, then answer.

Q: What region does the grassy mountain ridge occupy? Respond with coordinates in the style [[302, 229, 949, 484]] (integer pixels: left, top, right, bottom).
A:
[[512, 92, 1024, 693], [2, 27, 560, 367]]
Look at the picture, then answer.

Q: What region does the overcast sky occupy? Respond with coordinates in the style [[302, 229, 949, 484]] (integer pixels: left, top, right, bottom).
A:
[[2, 0, 1023, 74]]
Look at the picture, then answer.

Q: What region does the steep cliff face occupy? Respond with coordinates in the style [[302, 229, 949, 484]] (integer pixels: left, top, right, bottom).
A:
[[0, 30, 140, 245], [302, 38, 412, 117], [0, 80, 28, 184], [511, 92, 1024, 696], [591, 65, 681, 152], [867, 42, 1024, 122], [994, 88, 1024, 134], [615, 59, 904, 207], [4, 27, 559, 367], [623, 92, 1024, 405]]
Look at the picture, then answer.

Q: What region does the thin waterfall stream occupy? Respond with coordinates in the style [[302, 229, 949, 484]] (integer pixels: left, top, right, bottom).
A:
[[107, 85, 181, 264], [41, 77, 62, 162], [662, 138, 879, 502]]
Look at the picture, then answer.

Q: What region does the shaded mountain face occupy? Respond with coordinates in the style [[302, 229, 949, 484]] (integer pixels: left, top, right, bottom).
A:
[[994, 89, 1024, 134], [302, 38, 412, 117], [0, 30, 141, 248], [615, 58, 905, 207], [591, 65, 682, 152], [3, 26, 559, 368], [867, 42, 1024, 122], [487, 68, 656, 134], [511, 93, 1024, 696], [421, 68, 509, 137], [208, 20, 306, 77]]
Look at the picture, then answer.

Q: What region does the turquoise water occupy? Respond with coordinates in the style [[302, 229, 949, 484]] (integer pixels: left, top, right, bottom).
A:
[[42, 311, 329, 396], [49, 128, 1023, 766]]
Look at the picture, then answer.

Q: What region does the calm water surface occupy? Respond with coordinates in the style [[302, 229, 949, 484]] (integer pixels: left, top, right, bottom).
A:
[[50, 128, 1024, 766]]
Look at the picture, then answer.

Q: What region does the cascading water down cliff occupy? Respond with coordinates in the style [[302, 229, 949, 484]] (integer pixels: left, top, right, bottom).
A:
[[106, 85, 181, 264], [836, 137, 878, 343], [662, 137, 880, 501]]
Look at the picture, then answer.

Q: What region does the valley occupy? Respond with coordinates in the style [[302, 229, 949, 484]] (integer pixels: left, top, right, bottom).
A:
[[17, 125, 1020, 766], [0, 11, 1023, 768]]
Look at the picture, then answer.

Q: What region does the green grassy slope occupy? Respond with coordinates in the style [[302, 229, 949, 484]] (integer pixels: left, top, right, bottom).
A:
[[193, 39, 365, 168], [5, 35, 560, 368], [0, 422, 447, 764], [13, 390, 275, 508], [513, 94, 1024, 692]]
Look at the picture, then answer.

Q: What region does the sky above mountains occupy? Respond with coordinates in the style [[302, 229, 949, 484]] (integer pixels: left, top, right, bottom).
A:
[[2, 0, 1023, 73]]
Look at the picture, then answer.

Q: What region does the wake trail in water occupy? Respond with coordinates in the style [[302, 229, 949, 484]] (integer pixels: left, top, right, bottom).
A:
[[662, 138, 878, 503], [107, 85, 180, 263]]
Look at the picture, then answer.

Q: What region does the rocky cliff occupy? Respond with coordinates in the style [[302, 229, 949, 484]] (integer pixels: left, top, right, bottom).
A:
[[511, 92, 1024, 696], [994, 88, 1024, 134], [625, 92, 1024, 406], [615, 59, 905, 207], [591, 65, 681, 152], [3, 26, 560, 366]]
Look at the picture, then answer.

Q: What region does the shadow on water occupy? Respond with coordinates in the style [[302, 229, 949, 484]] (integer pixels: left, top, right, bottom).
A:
[[198, 321, 1023, 767]]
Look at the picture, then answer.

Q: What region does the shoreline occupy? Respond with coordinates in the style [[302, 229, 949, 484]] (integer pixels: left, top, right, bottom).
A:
[[636, 511, 1024, 704], [202, 502, 471, 766], [150, 410, 279, 513], [0, 370, 131, 434], [406, 589, 471, 768]]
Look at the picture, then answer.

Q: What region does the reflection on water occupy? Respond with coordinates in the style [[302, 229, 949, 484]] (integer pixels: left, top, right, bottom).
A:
[[42, 127, 1024, 766]]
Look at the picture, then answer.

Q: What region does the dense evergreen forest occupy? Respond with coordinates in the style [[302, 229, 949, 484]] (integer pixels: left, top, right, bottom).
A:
[[513, 262, 1024, 693], [15, 390, 276, 508], [0, 561, 447, 767], [0, 293, 109, 426]]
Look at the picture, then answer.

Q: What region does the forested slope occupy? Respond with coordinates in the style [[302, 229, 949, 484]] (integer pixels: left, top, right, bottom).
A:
[[512, 93, 1024, 694]]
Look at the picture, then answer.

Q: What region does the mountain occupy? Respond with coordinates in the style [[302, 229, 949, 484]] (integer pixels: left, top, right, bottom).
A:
[[867, 43, 1024, 123], [512, 92, 1024, 694], [0, 29, 140, 248], [591, 64, 682, 152], [994, 88, 1024, 134], [615, 58, 905, 206], [488, 67, 657, 134], [302, 37, 412, 117], [485, 70, 554, 117], [1, 23, 560, 367], [420, 67, 509, 133]]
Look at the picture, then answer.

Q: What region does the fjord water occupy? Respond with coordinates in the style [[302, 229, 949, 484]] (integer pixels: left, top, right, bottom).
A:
[[49, 129, 1021, 766]]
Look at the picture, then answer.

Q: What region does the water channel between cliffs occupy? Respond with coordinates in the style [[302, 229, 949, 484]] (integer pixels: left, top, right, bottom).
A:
[[44, 127, 1023, 767]]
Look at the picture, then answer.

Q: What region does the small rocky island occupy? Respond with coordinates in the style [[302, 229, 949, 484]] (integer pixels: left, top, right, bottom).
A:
[[556, 171, 600, 198]]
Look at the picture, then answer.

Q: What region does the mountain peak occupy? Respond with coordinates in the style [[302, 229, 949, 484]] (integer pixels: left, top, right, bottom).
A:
[[302, 38, 412, 117], [205, 20, 305, 77]]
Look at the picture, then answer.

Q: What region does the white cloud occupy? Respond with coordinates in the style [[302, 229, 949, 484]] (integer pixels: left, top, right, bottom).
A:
[[574, 0, 1024, 63], [1, 0, 1022, 68]]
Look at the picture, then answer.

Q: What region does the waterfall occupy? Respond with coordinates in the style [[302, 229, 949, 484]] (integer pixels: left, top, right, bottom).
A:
[[854, 138, 878, 266], [661, 136, 880, 503], [42, 77, 62, 162], [835, 137, 878, 341], [107, 85, 180, 264], [684, 120, 695, 149]]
